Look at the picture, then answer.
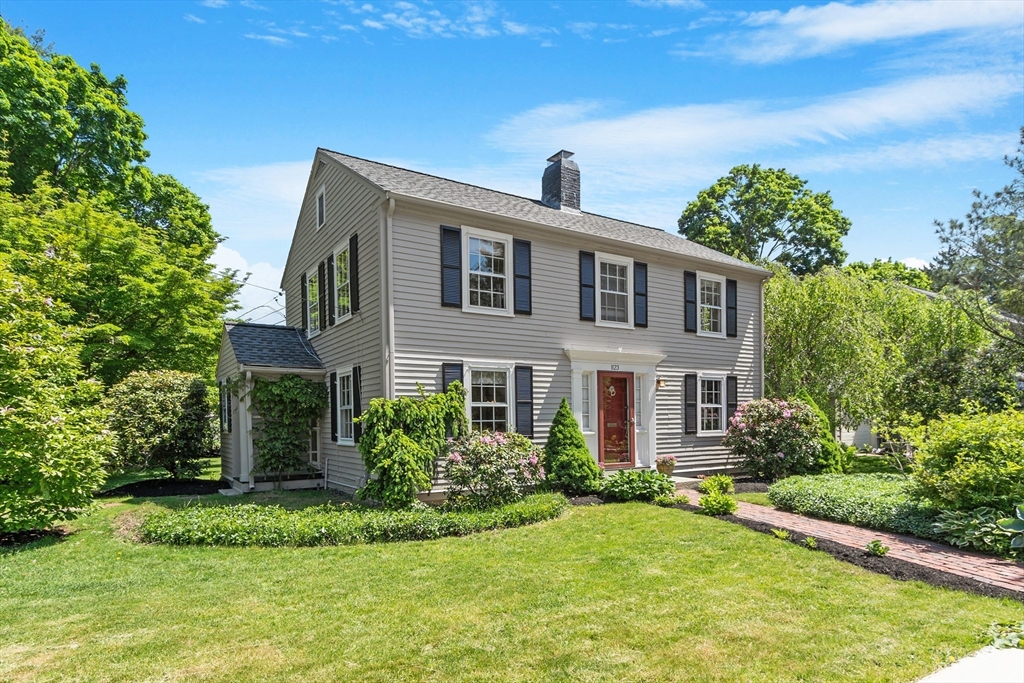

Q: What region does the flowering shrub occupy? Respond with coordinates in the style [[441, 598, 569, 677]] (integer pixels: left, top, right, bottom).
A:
[[722, 398, 822, 481], [445, 431, 544, 509], [655, 454, 677, 469]]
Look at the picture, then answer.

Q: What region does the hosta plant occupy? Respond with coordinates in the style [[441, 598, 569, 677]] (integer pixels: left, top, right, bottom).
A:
[[722, 398, 822, 481], [602, 469, 675, 502], [697, 474, 735, 495], [698, 491, 738, 516], [997, 505, 1024, 549]]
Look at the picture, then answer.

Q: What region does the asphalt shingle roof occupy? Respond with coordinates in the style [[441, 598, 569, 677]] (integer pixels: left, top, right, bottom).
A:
[[226, 323, 324, 369], [321, 149, 769, 274]]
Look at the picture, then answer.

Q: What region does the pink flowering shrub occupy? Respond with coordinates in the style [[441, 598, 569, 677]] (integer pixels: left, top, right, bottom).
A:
[[444, 431, 545, 509], [721, 398, 822, 482]]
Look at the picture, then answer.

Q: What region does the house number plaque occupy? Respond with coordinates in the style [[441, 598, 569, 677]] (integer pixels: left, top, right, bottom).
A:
[[610, 365, 619, 370]]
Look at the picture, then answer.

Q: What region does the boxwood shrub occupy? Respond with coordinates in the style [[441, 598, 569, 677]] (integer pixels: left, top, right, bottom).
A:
[[139, 493, 568, 547], [767, 474, 939, 539]]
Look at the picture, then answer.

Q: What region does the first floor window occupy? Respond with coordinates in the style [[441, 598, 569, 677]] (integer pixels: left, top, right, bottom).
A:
[[468, 236, 507, 311], [338, 371, 354, 441], [470, 370, 508, 432], [700, 377, 724, 433], [635, 376, 643, 430], [581, 372, 592, 431], [336, 246, 351, 319], [219, 383, 231, 433], [699, 275, 723, 334], [307, 270, 320, 334], [309, 421, 320, 465], [600, 261, 629, 323]]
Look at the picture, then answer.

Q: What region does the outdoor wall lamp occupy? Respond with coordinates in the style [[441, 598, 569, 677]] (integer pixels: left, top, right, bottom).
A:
[[656, 377, 667, 390]]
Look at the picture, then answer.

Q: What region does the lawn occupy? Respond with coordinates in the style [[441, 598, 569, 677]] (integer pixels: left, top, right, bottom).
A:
[[1, 497, 1021, 683], [734, 492, 773, 507]]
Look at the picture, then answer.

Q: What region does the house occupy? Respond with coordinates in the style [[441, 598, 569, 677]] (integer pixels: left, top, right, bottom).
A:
[[216, 149, 771, 493]]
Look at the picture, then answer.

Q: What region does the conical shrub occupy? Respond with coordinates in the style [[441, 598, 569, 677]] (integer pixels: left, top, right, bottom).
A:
[[544, 397, 602, 494]]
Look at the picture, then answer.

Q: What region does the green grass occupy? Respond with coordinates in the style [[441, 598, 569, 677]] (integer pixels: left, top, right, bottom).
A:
[[734, 492, 773, 507], [99, 457, 221, 492], [1, 496, 1021, 682]]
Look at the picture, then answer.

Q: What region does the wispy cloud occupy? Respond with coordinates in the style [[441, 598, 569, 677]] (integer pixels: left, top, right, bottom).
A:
[[794, 132, 1019, 173], [348, 1, 501, 38], [240, 0, 268, 9], [244, 33, 290, 46], [184, 13, 206, 24], [200, 0, 228, 7], [210, 245, 285, 323], [630, 0, 704, 8]]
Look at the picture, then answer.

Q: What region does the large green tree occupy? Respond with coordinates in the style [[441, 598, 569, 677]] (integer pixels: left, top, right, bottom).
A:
[[845, 258, 932, 290], [679, 164, 851, 275]]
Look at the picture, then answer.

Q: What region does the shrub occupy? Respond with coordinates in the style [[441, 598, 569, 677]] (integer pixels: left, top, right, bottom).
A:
[[866, 539, 889, 557], [139, 493, 568, 547], [105, 370, 217, 479], [543, 398, 602, 495], [722, 398, 822, 481], [934, 507, 1018, 558], [602, 469, 675, 502], [771, 528, 790, 540], [250, 375, 328, 483], [768, 473, 939, 539], [803, 536, 818, 549], [698, 474, 735, 495], [444, 431, 544, 509], [795, 389, 850, 474], [698, 491, 738, 516], [912, 408, 1024, 512]]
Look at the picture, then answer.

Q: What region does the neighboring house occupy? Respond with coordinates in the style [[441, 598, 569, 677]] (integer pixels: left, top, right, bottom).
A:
[[217, 149, 771, 494]]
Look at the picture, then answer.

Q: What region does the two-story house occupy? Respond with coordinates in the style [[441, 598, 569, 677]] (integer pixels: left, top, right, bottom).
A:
[[216, 149, 771, 493]]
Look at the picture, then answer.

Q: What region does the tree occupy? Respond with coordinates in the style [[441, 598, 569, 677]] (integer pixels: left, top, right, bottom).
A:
[[679, 164, 851, 274], [845, 258, 932, 290], [933, 128, 1024, 350]]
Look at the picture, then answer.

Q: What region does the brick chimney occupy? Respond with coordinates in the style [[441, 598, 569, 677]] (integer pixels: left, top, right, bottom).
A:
[[541, 150, 580, 212]]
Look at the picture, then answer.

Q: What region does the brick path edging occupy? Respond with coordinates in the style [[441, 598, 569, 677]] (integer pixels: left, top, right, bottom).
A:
[[679, 489, 1024, 594]]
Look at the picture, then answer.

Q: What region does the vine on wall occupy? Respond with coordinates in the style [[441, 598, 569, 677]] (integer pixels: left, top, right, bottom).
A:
[[250, 374, 328, 485]]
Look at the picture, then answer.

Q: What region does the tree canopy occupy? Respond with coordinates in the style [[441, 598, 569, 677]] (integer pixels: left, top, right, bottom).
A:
[[679, 164, 851, 275], [845, 258, 932, 290]]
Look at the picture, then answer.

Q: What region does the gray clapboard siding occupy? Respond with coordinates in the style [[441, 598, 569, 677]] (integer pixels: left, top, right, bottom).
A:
[[215, 332, 241, 480]]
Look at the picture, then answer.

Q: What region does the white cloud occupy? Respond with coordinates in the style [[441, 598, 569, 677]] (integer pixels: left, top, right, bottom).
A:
[[240, 0, 268, 9], [211, 245, 286, 325], [194, 160, 309, 244], [184, 13, 206, 24], [630, 0, 704, 8], [267, 24, 311, 38], [727, 0, 1023, 63], [649, 28, 679, 37], [900, 257, 931, 270], [200, 0, 228, 7], [794, 132, 1019, 173], [361, 1, 501, 38], [244, 33, 290, 45]]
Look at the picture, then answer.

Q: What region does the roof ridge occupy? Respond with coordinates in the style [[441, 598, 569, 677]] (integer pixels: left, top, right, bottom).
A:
[[227, 321, 301, 331]]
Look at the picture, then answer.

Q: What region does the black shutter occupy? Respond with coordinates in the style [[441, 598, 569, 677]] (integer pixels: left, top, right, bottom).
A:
[[579, 251, 595, 321], [726, 278, 738, 338], [684, 271, 697, 333], [513, 239, 532, 315], [440, 226, 462, 307], [350, 234, 360, 313], [317, 260, 326, 330], [352, 366, 362, 442], [635, 262, 648, 328], [684, 373, 698, 434], [226, 389, 231, 433], [515, 366, 534, 438], [218, 384, 224, 431], [726, 375, 738, 424], [329, 371, 338, 442], [301, 273, 308, 330], [442, 362, 464, 391], [327, 253, 336, 327]]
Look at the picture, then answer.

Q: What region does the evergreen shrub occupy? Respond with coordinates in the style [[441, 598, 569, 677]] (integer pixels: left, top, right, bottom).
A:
[[543, 398, 602, 495]]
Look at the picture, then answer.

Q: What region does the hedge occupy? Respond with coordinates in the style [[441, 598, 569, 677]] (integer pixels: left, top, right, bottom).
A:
[[767, 474, 939, 539], [139, 493, 568, 547]]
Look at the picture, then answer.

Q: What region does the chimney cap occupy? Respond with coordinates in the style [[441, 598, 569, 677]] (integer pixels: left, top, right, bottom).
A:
[[547, 150, 575, 163]]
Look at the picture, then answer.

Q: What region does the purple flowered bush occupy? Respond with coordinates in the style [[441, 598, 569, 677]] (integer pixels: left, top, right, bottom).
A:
[[444, 431, 545, 509], [722, 398, 821, 482]]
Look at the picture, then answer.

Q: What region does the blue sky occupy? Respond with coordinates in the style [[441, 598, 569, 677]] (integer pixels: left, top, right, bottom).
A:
[[4, 0, 1023, 324]]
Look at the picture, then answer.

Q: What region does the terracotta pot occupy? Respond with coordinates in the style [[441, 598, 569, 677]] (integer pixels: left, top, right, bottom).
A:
[[656, 462, 674, 476]]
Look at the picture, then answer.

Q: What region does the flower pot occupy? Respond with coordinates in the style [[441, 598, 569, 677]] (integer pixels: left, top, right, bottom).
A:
[[656, 462, 674, 476]]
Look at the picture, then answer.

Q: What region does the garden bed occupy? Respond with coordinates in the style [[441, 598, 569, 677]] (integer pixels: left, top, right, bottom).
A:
[[0, 528, 70, 548], [99, 477, 224, 498]]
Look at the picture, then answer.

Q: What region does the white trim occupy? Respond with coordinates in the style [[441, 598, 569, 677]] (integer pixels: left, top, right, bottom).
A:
[[697, 373, 726, 436], [336, 364, 355, 446], [595, 251, 634, 329], [461, 225, 514, 317], [563, 347, 667, 365], [696, 271, 726, 338], [462, 360, 516, 432], [315, 184, 326, 230], [333, 242, 353, 325], [305, 265, 321, 338]]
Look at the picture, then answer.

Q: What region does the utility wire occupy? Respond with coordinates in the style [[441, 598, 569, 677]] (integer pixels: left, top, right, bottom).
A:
[[246, 306, 286, 324]]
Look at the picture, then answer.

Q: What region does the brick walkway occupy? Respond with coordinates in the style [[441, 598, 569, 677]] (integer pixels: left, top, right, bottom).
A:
[[679, 489, 1024, 594]]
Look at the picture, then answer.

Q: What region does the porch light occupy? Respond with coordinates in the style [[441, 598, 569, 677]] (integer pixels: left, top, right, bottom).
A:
[[656, 377, 667, 390]]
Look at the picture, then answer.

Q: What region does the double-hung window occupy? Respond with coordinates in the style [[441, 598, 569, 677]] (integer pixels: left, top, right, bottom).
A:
[[335, 245, 351, 321], [463, 228, 513, 316], [470, 369, 509, 432], [316, 186, 326, 229], [306, 269, 320, 336], [595, 253, 634, 328], [699, 376, 724, 434], [337, 368, 354, 443], [698, 272, 725, 336], [309, 420, 320, 466]]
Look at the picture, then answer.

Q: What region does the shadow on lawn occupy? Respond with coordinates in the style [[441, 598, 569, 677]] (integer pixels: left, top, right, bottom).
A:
[[0, 528, 72, 555]]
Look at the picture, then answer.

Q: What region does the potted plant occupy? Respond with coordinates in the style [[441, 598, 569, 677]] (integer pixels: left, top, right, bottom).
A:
[[655, 454, 677, 476]]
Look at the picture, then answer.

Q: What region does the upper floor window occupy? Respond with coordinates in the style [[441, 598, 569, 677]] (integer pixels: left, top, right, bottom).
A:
[[699, 376, 724, 434], [307, 269, 320, 336], [470, 369, 509, 432], [316, 186, 326, 229], [463, 228, 513, 316], [595, 252, 634, 329], [335, 245, 351, 321], [699, 273, 725, 336]]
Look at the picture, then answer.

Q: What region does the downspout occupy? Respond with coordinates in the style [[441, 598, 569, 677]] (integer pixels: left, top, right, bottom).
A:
[[384, 194, 396, 399], [245, 369, 255, 490], [760, 277, 767, 400]]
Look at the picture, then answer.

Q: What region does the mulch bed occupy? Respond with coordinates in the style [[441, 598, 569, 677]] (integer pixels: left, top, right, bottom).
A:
[[1, 528, 70, 548], [677, 480, 769, 494], [99, 478, 224, 498], [568, 495, 605, 506], [672, 502, 1024, 603]]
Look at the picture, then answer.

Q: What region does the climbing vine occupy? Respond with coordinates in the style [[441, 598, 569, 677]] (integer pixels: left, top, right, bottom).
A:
[[250, 375, 328, 485], [357, 381, 468, 508]]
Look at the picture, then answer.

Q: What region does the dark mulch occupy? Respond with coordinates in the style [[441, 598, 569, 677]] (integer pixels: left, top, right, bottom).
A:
[[1, 528, 70, 548], [569, 495, 605, 506], [671, 502, 1024, 603], [677, 479, 769, 494], [99, 478, 224, 498]]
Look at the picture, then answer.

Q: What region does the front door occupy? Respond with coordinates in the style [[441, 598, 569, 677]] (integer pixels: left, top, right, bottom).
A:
[[597, 371, 634, 468]]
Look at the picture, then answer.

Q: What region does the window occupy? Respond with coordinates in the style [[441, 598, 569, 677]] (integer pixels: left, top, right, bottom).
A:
[[337, 369, 354, 443], [316, 186, 326, 229], [462, 228, 513, 316], [335, 245, 351, 321], [306, 269, 320, 335], [699, 377, 724, 434], [309, 421, 320, 466], [219, 383, 231, 433], [581, 372, 592, 431], [470, 369, 508, 432], [595, 252, 633, 328], [635, 376, 643, 430], [699, 273, 725, 335]]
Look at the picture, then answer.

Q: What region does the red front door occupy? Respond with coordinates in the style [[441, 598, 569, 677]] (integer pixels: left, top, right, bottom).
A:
[[597, 371, 634, 468]]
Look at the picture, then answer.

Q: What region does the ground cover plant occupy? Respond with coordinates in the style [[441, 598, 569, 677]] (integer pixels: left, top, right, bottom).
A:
[[601, 469, 674, 502], [2, 497, 1021, 682]]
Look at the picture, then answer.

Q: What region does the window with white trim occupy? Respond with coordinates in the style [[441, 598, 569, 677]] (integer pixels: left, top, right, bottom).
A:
[[306, 269, 320, 335], [595, 252, 633, 328], [219, 382, 231, 433], [581, 372, 592, 431], [699, 273, 725, 335], [309, 420, 320, 466], [316, 186, 326, 229], [337, 369, 354, 443], [635, 375, 643, 430], [462, 228, 513, 316], [470, 369, 509, 432], [699, 376, 724, 434], [335, 245, 351, 321]]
